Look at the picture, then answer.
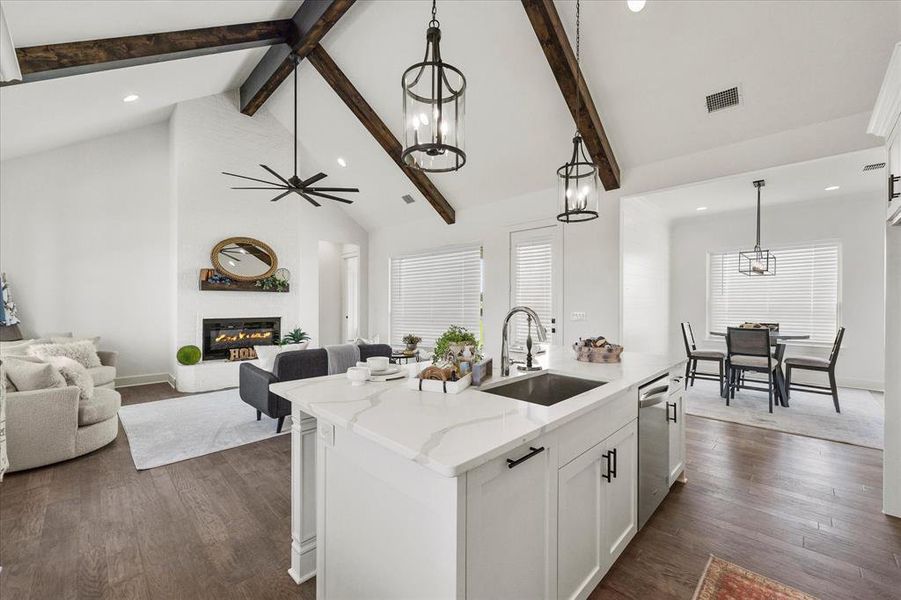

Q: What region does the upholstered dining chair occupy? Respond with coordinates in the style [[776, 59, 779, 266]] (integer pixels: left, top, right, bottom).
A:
[[680, 322, 725, 393], [784, 327, 845, 413], [726, 327, 787, 414]]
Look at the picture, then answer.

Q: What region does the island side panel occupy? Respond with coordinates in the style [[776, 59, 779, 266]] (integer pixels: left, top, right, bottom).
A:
[[315, 421, 465, 600], [289, 403, 318, 584]]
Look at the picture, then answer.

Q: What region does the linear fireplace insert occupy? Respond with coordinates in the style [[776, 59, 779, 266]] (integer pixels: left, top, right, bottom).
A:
[[202, 317, 281, 361]]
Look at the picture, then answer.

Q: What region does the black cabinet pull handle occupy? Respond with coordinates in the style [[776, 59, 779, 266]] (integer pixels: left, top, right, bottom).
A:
[[602, 451, 612, 482], [610, 448, 617, 479], [507, 446, 545, 469], [890, 174, 900, 202], [666, 401, 678, 423]]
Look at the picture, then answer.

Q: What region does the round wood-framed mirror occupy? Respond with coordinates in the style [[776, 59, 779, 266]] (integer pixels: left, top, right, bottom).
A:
[[211, 237, 278, 281]]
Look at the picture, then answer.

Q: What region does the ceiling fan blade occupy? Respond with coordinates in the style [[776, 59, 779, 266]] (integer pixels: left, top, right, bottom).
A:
[[259, 164, 292, 186], [270, 190, 293, 202], [222, 171, 284, 186], [230, 186, 288, 190], [307, 187, 360, 193], [296, 190, 321, 207], [300, 172, 327, 187], [305, 190, 355, 205]]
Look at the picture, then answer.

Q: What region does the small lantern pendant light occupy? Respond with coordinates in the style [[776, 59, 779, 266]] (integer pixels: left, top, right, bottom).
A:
[[557, 0, 599, 223], [739, 179, 777, 276], [401, 0, 466, 172]]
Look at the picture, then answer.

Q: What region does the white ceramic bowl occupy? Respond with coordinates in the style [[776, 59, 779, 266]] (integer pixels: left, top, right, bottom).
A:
[[346, 366, 370, 386], [366, 356, 390, 372]]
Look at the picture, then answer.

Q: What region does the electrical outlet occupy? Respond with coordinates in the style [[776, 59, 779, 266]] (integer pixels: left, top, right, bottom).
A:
[[570, 311, 587, 321]]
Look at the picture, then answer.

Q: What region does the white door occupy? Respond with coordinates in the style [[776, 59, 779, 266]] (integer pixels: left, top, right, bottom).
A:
[[604, 421, 638, 563], [667, 390, 685, 486], [557, 443, 606, 600], [510, 225, 563, 348], [466, 439, 556, 600], [341, 253, 359, 342]]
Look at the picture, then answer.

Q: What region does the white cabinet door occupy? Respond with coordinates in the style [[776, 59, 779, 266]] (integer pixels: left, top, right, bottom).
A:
[[603, 420, 638, 563], [466, 439, 555, 600], [557, 443, 606, 600], [667, 390, 685, 486]]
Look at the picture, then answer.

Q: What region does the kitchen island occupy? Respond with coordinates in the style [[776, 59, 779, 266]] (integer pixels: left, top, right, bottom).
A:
[[271, 349, 687, 599]]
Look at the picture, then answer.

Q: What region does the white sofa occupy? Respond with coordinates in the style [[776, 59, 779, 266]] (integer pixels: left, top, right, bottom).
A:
[[2, 350, 120, 472]]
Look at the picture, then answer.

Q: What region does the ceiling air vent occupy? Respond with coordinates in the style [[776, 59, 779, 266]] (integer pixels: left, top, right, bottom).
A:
[[401, 194, 416, 204], [705, 86, 741, 113], [862, 162, 886, 172]]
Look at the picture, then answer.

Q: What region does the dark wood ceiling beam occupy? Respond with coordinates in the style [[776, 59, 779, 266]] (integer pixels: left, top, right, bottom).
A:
[[521, 0, 621, 190], [308, 44, 456, 225], [239, 0, 355, 116], [7, 21, 292, 85]]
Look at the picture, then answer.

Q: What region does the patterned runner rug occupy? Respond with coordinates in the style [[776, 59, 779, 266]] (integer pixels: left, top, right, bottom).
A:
[[692, 555, 818, 600]]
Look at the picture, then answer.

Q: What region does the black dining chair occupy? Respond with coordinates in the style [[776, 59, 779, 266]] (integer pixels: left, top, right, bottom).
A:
[[680, 322, 725, 393], [725, 327, 787, 413], [784, 327, 845, 413]]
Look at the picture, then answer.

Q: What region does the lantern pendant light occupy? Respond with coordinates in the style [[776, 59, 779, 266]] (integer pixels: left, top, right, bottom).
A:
[[401, 0, 466, 172], [739, 179, 777, 276], [557, 0, 599, 223]]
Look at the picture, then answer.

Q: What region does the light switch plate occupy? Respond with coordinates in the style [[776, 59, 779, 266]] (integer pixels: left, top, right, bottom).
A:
[[319, 422, 335, 446], [570, 311, 587, 321]]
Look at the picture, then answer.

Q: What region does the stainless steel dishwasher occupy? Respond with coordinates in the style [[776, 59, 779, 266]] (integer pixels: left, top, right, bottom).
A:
[[638, 374, 672, 529]]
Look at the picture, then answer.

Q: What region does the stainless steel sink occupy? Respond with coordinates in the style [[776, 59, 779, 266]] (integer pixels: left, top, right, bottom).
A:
[[481, 372, 606, 406]]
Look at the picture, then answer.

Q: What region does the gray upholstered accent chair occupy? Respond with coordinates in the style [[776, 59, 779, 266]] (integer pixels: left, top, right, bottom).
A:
[[239, 343, 393, 432], [680, 322, 725, 393], [784, 327, 845, 413], [725, 327, 787, 413], [2, 350, 121, 473]]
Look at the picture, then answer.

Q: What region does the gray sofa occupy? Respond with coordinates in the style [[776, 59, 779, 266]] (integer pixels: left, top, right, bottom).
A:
[[239, 344, 393, 432], [3, 350, 120, 472]]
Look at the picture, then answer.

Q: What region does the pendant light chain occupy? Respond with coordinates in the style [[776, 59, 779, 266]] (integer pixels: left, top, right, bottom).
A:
[[293, 55, 298, 178], [430, 0, 438, 27], [575, 0, 581, 136], [755, 182, 762, 249]]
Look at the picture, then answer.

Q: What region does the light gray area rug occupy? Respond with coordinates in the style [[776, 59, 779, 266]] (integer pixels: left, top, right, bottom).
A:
[[118, 388, 290, 470], [685, 380, 884, 449]]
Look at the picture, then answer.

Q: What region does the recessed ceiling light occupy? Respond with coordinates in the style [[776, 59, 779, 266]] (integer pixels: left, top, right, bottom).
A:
[[122, 94, 140, 103], [337, 157, 347, 168], [824, 185, 840, 191], [696, 206, 708, 211], [627, 0, 646, 12]]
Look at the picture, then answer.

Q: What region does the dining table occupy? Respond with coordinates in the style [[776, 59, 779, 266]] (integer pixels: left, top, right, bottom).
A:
[[709, 329, 811, 406]]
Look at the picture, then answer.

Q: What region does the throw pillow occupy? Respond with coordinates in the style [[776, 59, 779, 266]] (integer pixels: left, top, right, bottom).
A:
[[0, 339, 34, 357], [254, 343, 309, 372], [3, 357, 67, 391], [27, 340, 102, 369], [50, 335, 101, 349], [1, 363, 17, 393], [353, 335, 380, 345], [46, 356, 94, 400]]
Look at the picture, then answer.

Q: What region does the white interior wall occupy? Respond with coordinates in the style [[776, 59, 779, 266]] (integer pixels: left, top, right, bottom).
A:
[[620, 199, 670, 355], [318, 240, 342, 346], [668, 193, 886, 390], [170, 93, 369, 363], [0, 124, 171, 383]]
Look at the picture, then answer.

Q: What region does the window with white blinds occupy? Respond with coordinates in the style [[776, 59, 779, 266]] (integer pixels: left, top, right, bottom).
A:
[[511, 233, 554, 348], [390, 245, 483, 348], [708, 242, 840, 345]]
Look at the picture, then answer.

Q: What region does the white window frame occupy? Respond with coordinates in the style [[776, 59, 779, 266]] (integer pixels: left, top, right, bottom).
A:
[[388, 243, 484, 350], [705, 240, 842, 347]]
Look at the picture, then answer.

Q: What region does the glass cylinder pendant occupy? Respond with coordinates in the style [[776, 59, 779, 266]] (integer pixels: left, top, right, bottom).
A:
[[557, 134, 599, 223], [401, 24, 466, 172]]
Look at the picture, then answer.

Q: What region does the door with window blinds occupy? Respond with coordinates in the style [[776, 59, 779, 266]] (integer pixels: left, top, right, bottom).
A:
[[390, 245, 482, 349], [509, 226, 562, 348], [708, 242, 840, 345]]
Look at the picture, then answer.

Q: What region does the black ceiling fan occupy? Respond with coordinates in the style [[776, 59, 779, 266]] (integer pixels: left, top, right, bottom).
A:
[[223, 54, 358, 206]]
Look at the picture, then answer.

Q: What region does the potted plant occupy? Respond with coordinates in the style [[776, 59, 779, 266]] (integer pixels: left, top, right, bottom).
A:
[[432, 325, 480, 366], [280, 328, 311, 349], [402, 333, 422, 353]]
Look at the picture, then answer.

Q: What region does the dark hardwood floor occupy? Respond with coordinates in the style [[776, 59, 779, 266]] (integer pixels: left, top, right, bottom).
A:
[[1, 383, 899, 599]]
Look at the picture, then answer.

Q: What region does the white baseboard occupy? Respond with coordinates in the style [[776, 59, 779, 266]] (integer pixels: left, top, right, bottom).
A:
[[836, 378, 884, 392], [114, 372, 173, 388]]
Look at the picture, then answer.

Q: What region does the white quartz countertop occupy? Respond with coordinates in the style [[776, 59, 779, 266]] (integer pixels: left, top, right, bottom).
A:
[[270, 349, 685, 478]]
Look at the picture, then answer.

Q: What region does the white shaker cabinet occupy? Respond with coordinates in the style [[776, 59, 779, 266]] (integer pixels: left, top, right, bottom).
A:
[[666, 384, 686, 486]]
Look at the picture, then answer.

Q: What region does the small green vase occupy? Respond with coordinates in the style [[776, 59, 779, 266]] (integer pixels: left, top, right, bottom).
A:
[[176, 345, 202, 366]]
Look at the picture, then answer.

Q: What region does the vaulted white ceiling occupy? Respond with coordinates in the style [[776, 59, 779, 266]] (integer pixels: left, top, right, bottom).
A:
[[1, 0, 898, 231]]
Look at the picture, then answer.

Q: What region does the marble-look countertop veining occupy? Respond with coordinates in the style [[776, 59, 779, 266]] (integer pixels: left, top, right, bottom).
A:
[[270, 349, 685, 477]]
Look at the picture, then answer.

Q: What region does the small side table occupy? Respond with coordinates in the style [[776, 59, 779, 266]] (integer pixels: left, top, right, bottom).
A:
[[391, 351, 421, 365]]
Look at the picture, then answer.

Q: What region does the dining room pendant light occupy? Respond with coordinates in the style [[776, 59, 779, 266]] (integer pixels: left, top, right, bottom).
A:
[[401, 0, 466, 172], [739, 179, 777, 276], [556, 0, 599, 223]]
